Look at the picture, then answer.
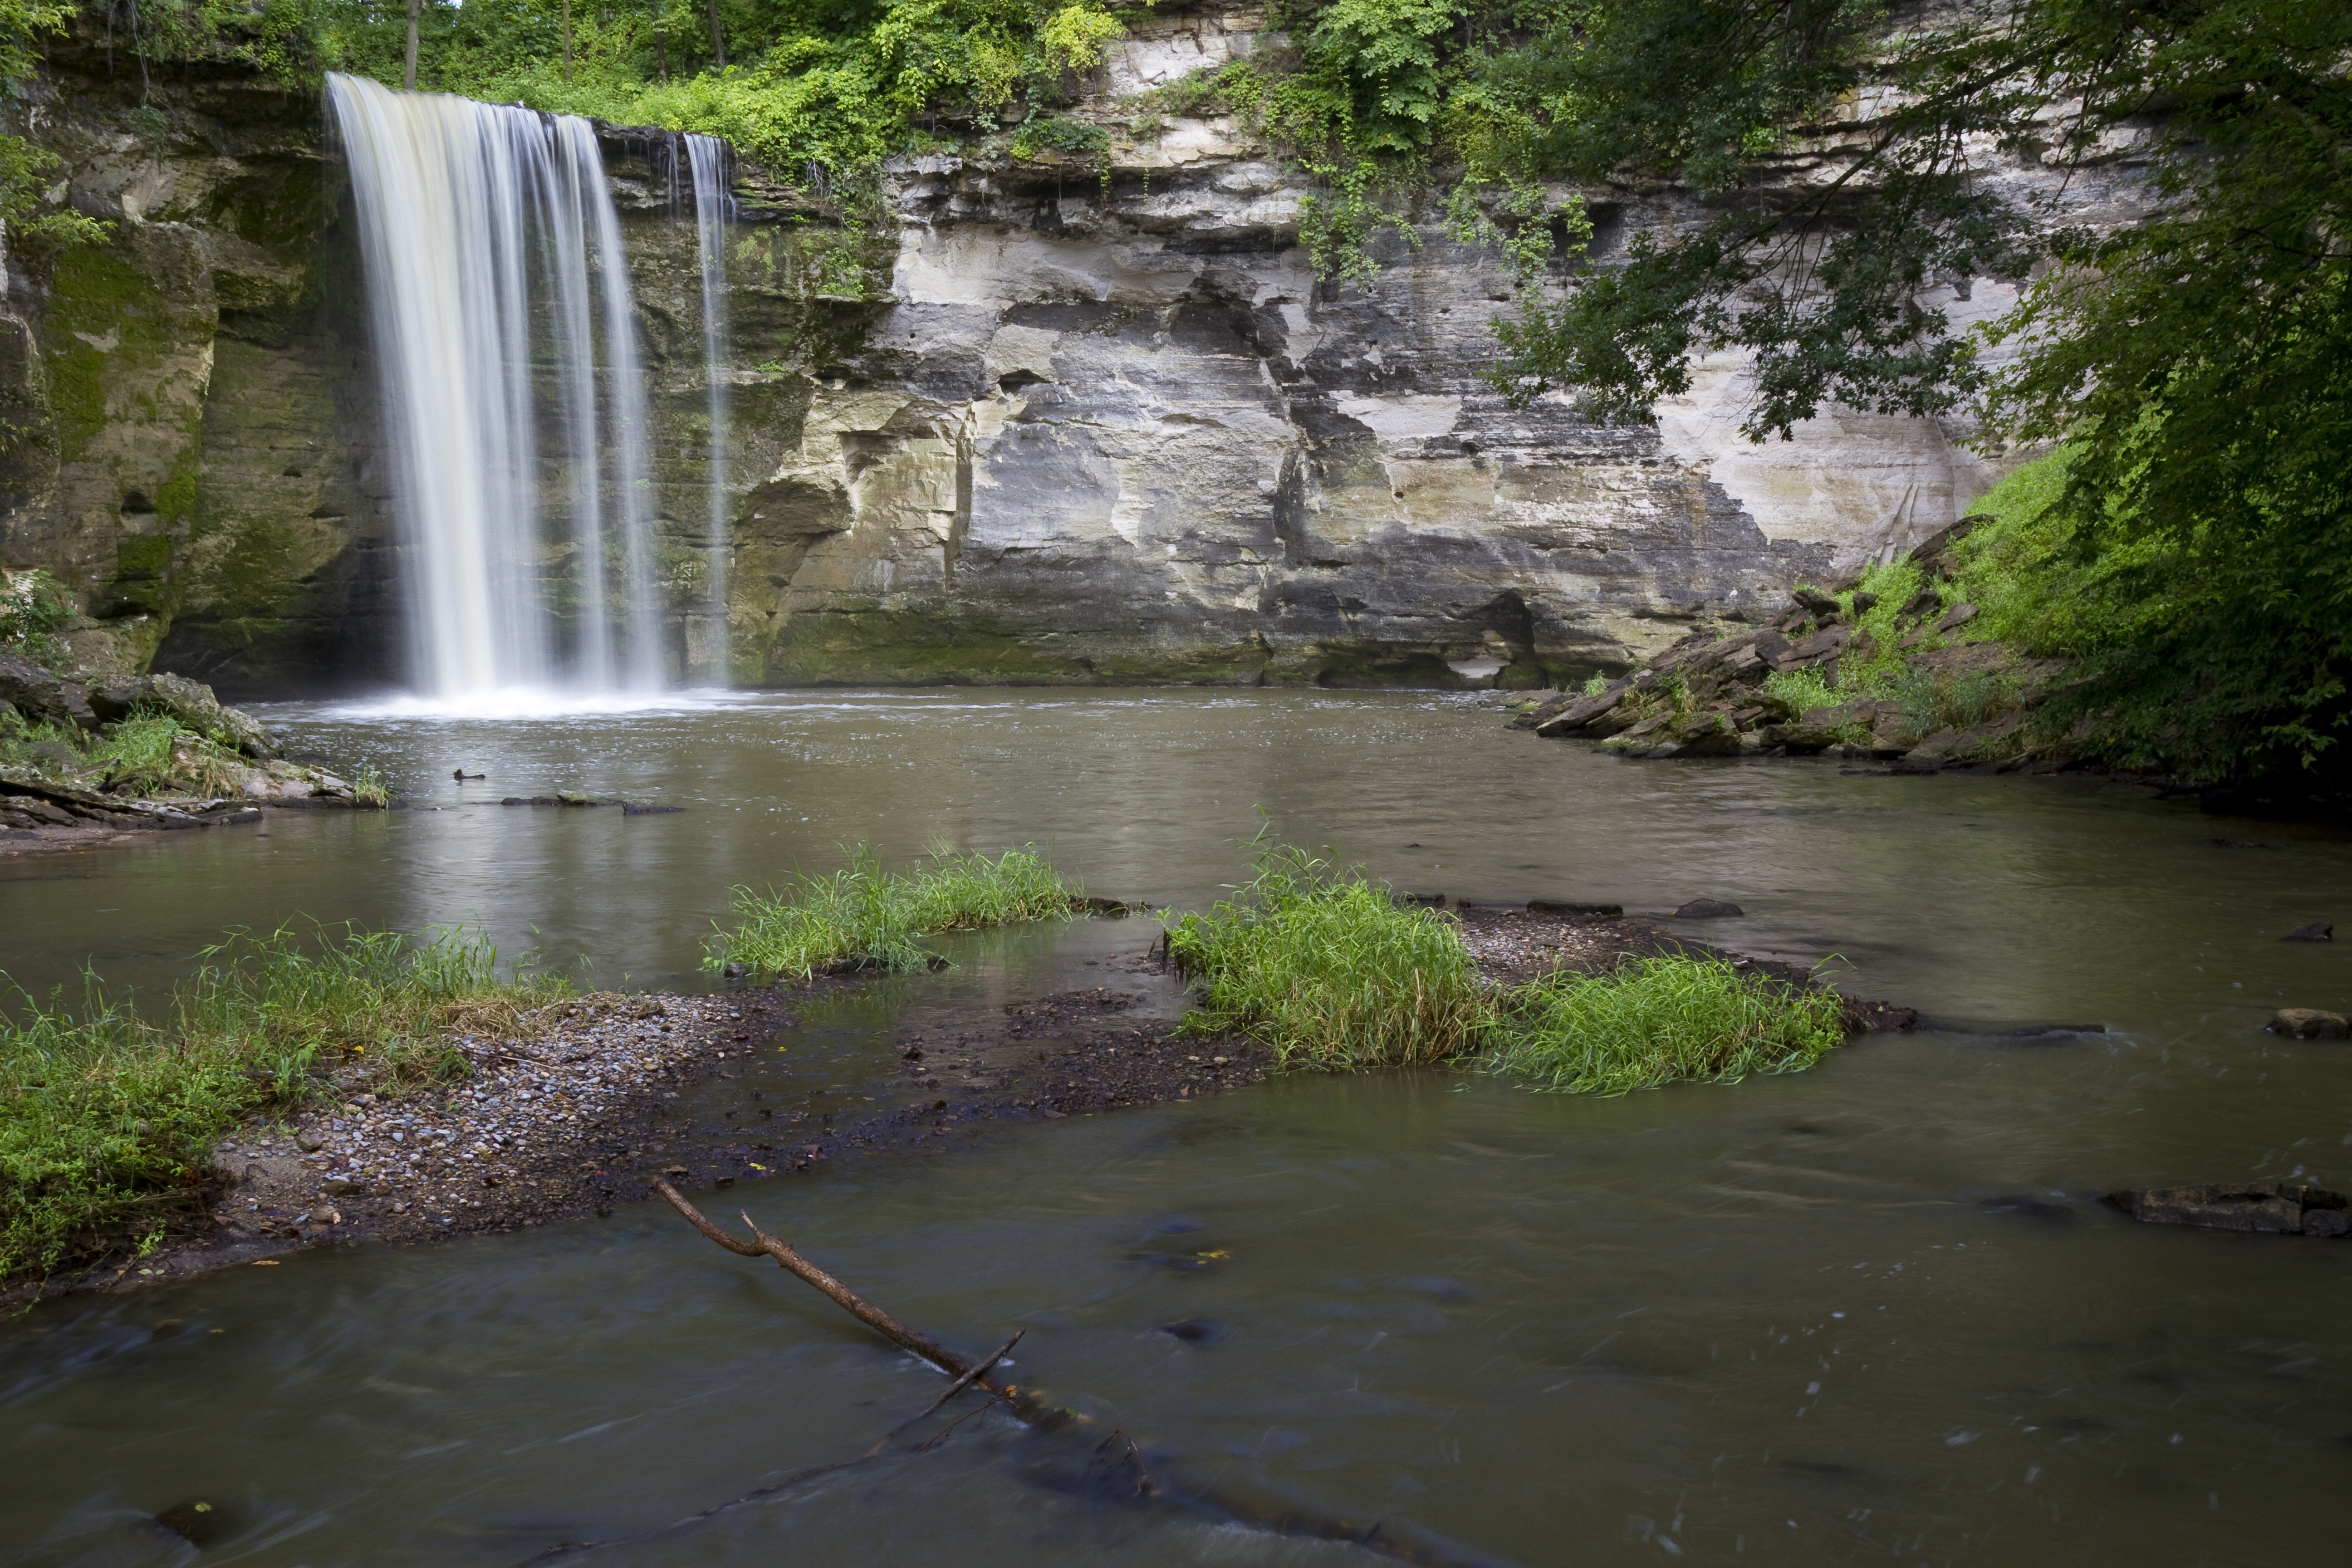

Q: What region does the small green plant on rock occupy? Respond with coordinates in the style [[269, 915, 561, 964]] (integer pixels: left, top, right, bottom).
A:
[[707, 844, 1069, 983], [351, 764, 391, 809], [1490, 953, 1847, 1096], [1163, 832, 1493, 1070]]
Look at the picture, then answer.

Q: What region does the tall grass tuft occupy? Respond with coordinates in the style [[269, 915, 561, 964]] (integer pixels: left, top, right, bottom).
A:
[[1163, 837, 1494, 1070], [1490, 953, 1847, 1096], [705, 845, 1070, 983], [0, 924, 566, 1282]]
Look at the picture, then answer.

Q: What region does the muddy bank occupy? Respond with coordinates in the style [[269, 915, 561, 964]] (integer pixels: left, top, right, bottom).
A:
[[44, 906, 1915, 1302]]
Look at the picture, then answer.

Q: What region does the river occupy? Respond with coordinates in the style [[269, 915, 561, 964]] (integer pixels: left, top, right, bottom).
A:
[[2, 690, 2346, 1565]]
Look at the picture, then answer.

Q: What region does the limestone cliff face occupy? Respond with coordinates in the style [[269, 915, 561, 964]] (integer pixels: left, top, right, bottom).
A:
[[0, 10, 2108, 696], [714, 1, 2099, 689]]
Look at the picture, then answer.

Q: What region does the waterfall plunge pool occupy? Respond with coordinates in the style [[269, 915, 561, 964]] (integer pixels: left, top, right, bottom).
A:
[[2, 689, 2347, 1566]]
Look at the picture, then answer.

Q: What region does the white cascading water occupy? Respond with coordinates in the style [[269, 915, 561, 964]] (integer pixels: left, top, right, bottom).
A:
[[685, 133, 732, 684], [327, 72, 665, 703]]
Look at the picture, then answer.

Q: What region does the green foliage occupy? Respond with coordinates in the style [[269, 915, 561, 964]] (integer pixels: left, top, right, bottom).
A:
[[1162, 832, 1494, 1070], [1881, 663, 2016, 744], [0, 923, 565, 1281], [1297, 161, 1421, 285], [1831, 557, 1924, 696], [0, 568, 74, 665], [0, 708, 251, 797], [1477, 0, 2352, 783], [1579, 671, 1608, 696], [350, 762, 391, 808], [1760, 666, 1834, 719], [1008, 113, 1108, 167], [706, 844, 1070, 982], [1291, 0, 1460, 155], [1490, 952, 1846, 1096]]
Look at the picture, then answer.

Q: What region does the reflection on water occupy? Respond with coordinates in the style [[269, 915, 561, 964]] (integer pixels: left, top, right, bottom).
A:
[[2, 691, 2349, 1565]]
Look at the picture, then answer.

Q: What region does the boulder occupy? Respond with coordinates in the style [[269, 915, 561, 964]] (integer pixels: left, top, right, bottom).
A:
[[1673, 898, 1744, 919], [1901, 716, 2028, 767], [1763, 701, 1877, 754], [0, 652, 97, 730], [2284, 921, 2333, 943], [2268, 1008, 2349, 1039], [1779, 624, 1852, 667], [1792, 588, 1842, 618], [2104, 1181, 2349, 1237], [89, 672, 272, 757], [1533, 686, 1627, 736]]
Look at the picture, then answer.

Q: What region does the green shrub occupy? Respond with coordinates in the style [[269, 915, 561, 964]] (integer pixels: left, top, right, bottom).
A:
[[1490, 953, 1847, 1096], [1883, 664, 2020, 742], [0, 924, 564, 1281], [706, 844, 1069, 982], [1163, 836, 1494, 1070], [1761, 667, 1836, 717], [0, 567, 74, 666]]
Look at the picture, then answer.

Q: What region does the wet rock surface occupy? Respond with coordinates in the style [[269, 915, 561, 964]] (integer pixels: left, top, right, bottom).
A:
[[2104, 1182, 2352, 1237], [2267, 1008, 2349, 1040]]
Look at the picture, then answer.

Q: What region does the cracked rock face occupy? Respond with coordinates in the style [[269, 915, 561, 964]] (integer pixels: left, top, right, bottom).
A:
[[740, 201, 1828, 689]]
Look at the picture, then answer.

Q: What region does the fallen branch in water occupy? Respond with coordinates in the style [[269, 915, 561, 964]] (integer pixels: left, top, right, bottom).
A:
[[645, 1178, 1519, 1568]]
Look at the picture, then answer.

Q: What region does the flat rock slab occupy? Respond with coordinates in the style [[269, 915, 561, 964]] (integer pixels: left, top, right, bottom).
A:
[[2104, 1181, 2351, 1237]]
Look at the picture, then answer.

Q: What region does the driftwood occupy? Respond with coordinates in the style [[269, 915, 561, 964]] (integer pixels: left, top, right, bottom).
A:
[[644, 1178, 1517, 1568]]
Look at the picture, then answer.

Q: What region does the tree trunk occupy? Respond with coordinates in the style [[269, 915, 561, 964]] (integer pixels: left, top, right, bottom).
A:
[[404, 0, 419, 91], [654, 1, 667, 80], [562, 0, 573, 82], [706, 0, 725, 70]]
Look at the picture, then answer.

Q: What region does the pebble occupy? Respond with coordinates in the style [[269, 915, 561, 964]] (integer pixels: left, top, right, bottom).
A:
[[217, 992, 746, 1223]]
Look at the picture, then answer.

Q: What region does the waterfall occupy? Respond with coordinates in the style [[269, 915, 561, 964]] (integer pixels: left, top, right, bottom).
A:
[[686, 133, 732, 685], [326, 72, 665, 701]]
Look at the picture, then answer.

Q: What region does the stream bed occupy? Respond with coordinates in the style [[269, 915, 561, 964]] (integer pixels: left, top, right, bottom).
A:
[[2, 690, 2347, 1566]]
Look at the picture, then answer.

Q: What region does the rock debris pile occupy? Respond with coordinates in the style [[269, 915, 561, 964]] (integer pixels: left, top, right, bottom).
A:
[[1510, 522, 2072, 770]]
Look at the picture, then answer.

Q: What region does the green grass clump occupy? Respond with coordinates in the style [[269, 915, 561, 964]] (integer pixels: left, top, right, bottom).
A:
[[706, 845, 1070, 983], [1490, 953, 1847, 1096], [1163, 838, 1495, 1070], [1761, 667, 1838, 717], [1, 924, 566, 1283], [351, 764, 391, 809], [0, 709, 248, 797]]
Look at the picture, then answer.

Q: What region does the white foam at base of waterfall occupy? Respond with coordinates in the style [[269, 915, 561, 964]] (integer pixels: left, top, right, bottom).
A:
[[319, 686, 745, 722], [327, 72, 665, 702]]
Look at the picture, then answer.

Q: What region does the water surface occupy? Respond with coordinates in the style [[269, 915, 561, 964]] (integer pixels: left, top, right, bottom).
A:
[[3, 691, 2347, 1565]]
